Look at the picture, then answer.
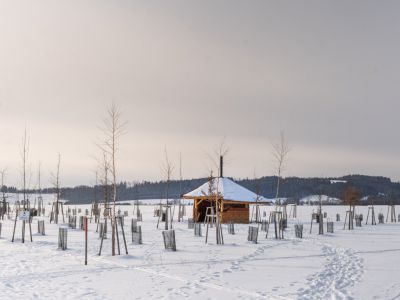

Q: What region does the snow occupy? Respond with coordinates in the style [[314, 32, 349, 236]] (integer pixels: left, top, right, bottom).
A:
[[183, 177, 271, 203], [299, 195, 342, 205], [119, 199, 192, 205], [330, 180, 347, 184], [4, 193, 68, 205], [0, 201, 399, 299]]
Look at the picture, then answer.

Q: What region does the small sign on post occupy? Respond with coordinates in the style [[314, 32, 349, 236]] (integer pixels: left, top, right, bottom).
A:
[[19, 210, 30, 221]]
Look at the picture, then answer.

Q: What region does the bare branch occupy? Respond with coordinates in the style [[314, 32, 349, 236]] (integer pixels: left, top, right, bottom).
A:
[[205, 137, 230, 176], [161, 147, 175, 180]]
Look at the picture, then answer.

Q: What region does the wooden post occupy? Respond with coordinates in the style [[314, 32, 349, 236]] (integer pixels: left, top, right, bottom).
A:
[[274, 211, 278, 239], [120, 216, 128, 255], [111, 218, 116, 256], [28, 217, 32, 242], [318, 211, 324, 235], [164, 205, 169, 230], [115, 217, 121, 255], [193, 200, 197, 222], [98, 223, 105, 256], [85, 217, 88, 265], [366, 206, 376, 225], [386, 205, 396, 223], [11, 211, 17, 242], [22, 220, 25, 243]]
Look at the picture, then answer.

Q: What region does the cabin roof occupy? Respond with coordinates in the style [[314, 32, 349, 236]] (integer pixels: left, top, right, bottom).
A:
[[183, 177, 272, 203]]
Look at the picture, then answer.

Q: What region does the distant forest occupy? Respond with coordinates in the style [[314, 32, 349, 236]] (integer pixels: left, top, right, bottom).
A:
[[5, 175, 400, 205]]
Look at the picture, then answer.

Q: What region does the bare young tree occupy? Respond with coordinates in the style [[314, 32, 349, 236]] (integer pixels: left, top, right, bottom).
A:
[[160, 147, 175, 230], [0, 168, 7, 219], [161, 147, 175, 205], [51, 153, 62, 224], [343, 185, 360, 229], [1, 168, 6, 200], [94, 170, 98, 202], [178, 152, 183, 222], [251, 168, 262, 223], [99, 102, 126, 256], [204, 138, 228, 245], [206, 137, 229, 178], [97, 150, 112, 256], [99, 150, 110, 215], [101, 103, 126, 215], [13, 128, 32, 243], [271, 131, 290, 207], [36, 162, 43, 216], [37, 162, 41, 195], [318, 194, 324, 235], [20, 127, 30, 209], [344, 186, 360, 212]]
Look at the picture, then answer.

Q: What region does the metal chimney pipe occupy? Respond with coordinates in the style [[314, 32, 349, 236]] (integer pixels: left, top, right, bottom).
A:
[[220, 156, 223, 178]]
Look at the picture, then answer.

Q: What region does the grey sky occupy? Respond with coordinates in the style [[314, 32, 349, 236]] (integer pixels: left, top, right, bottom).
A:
[[1, 1, 399, 187]]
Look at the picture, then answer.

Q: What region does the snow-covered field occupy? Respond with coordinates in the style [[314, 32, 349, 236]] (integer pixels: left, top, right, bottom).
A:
[[1, 202, 399, 300]]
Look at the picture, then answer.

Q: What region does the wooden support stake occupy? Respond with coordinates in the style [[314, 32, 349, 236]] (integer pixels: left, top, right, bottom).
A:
[[115, 217, 121, 255], [85, 217, 88, 265], [120, 217, 128, 255], [11, 211, 17, 242]]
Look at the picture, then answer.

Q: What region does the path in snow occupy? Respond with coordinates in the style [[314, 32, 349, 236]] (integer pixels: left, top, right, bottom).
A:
[[297, 241, 364, 300]]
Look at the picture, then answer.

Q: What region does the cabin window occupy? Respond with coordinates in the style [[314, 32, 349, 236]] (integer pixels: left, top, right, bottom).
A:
[[223, 203, 246, 211]]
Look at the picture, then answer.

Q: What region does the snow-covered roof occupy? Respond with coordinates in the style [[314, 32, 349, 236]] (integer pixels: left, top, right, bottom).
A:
[[183, 177, 271, 203]]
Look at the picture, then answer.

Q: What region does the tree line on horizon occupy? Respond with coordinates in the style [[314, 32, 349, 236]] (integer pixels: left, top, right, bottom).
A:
[[2, 174, 400, 205]]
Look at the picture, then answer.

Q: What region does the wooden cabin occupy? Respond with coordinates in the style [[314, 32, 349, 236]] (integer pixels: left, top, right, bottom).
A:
[[183, 177, 270, 224]]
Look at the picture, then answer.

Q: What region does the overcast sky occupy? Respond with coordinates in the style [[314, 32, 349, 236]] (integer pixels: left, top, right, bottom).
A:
[[0, 1, 400, 187]]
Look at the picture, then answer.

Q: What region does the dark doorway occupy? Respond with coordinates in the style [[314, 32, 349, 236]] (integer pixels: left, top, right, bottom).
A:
[[195, 199, 213, 222]]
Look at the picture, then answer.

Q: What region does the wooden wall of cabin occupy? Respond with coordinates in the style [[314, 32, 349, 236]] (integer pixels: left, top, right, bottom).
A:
[[220, 202, 249, 224], [192, 199, 250, 223]]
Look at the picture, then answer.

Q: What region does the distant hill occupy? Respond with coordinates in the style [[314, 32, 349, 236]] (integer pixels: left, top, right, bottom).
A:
[[6, 174, 400, 204], [239, 175, 400, 204]]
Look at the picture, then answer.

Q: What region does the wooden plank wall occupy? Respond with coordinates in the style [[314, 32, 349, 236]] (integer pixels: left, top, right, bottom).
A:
[[221, 207, 249, 224]]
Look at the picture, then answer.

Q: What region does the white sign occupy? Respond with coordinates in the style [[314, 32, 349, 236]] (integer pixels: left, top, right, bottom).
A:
[[19, 210, 30, 221]]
